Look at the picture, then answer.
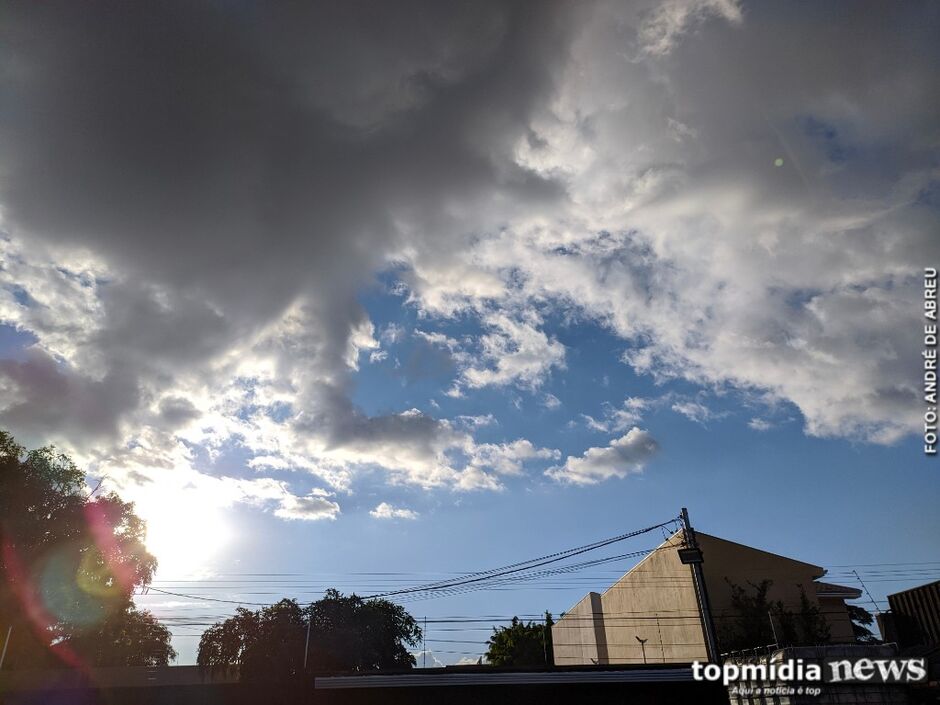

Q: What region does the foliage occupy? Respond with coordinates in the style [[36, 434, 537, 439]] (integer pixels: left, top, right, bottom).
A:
[[717, 580, 831, 653], [0, 429, 174, 668], [305, 589, 422, 672], [794, 585, 830, 645], [716, 579, 780, 652], [58, 606, 176, 667], [197, 590, 422, 681], [485, 613, 553, 667], [847, 604, 879, 644]]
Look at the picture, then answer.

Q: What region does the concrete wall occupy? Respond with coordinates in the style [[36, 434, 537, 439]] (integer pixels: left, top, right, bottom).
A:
[[551, 592, 604, 666], [818, 597, 856, 643], [697, 534, 857, 645], [553, 532, 707, 666], [698, 532, 824, 643], [553, 531, 859, 666]]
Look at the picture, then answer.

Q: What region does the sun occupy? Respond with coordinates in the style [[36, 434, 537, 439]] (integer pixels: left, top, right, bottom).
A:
[[136, 489, 233, 579]]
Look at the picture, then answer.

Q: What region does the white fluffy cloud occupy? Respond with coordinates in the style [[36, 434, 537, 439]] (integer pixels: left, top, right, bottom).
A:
[[405, 0, 935, 445], [370, 502, 419, 520], [275, 492, 342, 521], [546, 428, 659, 485]]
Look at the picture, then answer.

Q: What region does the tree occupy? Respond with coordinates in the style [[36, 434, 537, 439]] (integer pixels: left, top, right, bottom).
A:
[[485, 613, 554, 667], [716, 579, 781, 653], [57, 606, 176, 667], [847, 604, 879, 644], [305, 589, 422, 672], [793, 585, 830, 645], [717, 580, 831, 653], [0, 429, 175, 668], [197, 590, 422, 681]]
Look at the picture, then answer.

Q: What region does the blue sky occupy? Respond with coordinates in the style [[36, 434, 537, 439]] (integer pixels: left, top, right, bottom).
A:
[[0, 0, 938, 665]]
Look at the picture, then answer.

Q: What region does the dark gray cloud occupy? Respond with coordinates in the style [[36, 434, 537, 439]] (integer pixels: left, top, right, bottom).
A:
[[0, 0, 936, 507], [0, 0, 580, 450], [0, 348, 139, 440]]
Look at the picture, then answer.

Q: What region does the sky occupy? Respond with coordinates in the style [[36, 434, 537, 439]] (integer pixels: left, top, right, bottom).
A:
[[0, 0, 938, 665]]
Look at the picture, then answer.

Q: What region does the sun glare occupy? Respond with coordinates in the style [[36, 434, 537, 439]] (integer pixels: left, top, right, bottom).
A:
[[137, 490, 233, 579]]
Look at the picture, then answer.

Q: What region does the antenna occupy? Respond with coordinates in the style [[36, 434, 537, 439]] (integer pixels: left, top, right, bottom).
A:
[[852, 570, 882, 615]]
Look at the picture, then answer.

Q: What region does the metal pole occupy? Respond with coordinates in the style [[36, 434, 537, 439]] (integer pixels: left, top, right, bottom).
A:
[[656, 615, 665, 662], [423, 616, 427, 668], [0, 625, 11, 670], [681, 507, 720, 663], [767, 610, 779, 645], [635, 636, 648, 664], [303, 615, 311, 670]]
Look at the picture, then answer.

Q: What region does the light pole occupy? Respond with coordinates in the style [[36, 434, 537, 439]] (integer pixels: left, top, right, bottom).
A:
[[635, 635, 648, 664]]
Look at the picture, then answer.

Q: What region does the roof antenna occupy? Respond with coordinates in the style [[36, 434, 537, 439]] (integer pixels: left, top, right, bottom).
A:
[[852, 570, 882, 615]]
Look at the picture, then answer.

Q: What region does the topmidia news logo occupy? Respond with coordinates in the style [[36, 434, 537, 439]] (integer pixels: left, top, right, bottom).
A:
[[693, 657, 928, 686]]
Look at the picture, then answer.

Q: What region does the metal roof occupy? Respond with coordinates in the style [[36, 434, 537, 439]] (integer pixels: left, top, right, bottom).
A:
[[314, 667, 696, 689]]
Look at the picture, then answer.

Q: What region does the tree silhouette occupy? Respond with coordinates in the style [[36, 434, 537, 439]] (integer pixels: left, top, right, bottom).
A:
[[717, 579, 831, 653], [847, 604, 879, 644], [0, 430, 175, 668], [197, 590, 422, 681], [485, 613, 554, 667]]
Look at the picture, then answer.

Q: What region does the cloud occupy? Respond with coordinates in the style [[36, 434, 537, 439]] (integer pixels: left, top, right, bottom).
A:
[[418, 314, 566, 393], [542, 393, 561, 409], [671, 400, 724, 425], [370, 502, 419, 520], [454, 414, 497, 429], [411, 650, 445, 668], [379, 324, 406, 345], [460, 313, 566, 390], [582, 397, 650, 433], [275, 491, 341, 521], [0, 0, 579, 472], [546, 428, 659, 485], [0, 0, 934, 527], [638, 0, 743, 56], [748, 418, 772, 432], [469, 439, 560, 477], [406, 1, 936, 445]]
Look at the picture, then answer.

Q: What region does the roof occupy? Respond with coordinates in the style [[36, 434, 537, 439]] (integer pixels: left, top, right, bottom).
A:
[[815, 581, 863, 599], [314, 666, 698, 689], [696, 532, 826, 578], [887, 579, 940, 598]]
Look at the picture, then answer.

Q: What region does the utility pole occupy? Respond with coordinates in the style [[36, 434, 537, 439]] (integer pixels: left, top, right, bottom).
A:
[[679, 507, 720, 663], [767, 610, 779, 645], [303, 614, 311, 671], [0, 625, 11, 670], [542, 622, 548, 665], [423, 616, 427, 669]]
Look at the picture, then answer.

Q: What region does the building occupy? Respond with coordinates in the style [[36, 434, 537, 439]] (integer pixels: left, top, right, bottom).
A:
[[879, 580, 940, 648], [552, 531, 861, 666]]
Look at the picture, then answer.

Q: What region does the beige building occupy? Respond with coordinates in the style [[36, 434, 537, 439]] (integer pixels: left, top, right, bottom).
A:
[[552, 531, 861, 665]]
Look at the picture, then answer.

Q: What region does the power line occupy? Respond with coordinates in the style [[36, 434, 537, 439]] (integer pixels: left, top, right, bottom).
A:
[[362, 520, 680, 600]]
